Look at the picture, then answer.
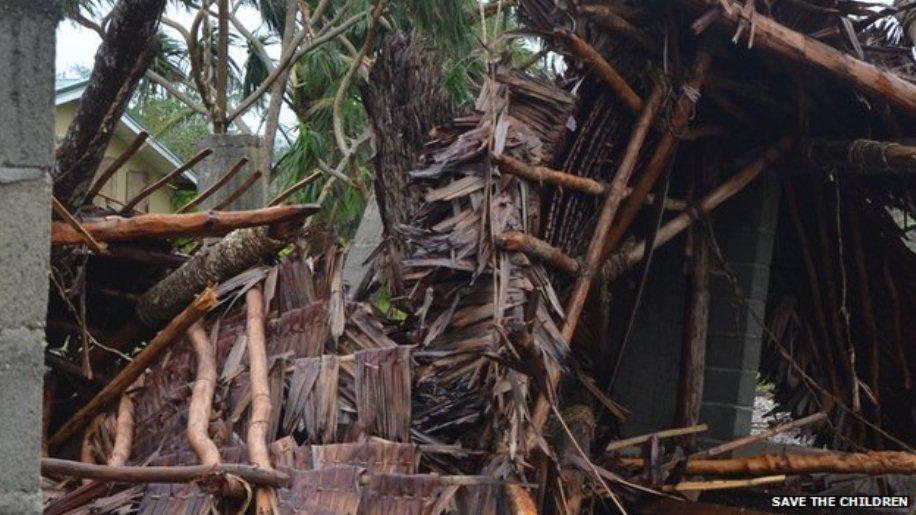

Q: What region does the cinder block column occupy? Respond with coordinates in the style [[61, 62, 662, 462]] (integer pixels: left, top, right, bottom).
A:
[[197, 134, 265, 211], [0, 0, 58, 512], [700, 173, 781, 443]]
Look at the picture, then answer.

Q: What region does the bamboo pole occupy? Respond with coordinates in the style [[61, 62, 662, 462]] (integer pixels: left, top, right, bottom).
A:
[[48, 288, 217, 450], [52, 204, 318, 245], [87, 131, 149, 199], [187, 322, 221, 466], [618, 451, 916, 476], [213, 170, 263, 211], [245, 286, 276, 514], [692, 412, 828, 459], [177, 157, 249, 213], [677, 0, 916, 115], [51, 196, 107, 254], [600, 47, 713, 259], [41, 458, 290, 488], [554, 29, 643, 113], [120, 148, 213, 213]]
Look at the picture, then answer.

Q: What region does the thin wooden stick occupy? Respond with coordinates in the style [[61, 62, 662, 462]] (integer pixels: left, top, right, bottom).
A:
[[41, 458, 290, 488], [555, 30, 643, 113], [692, 412, 828, 459], [52, 204, 318, 245], [268, 170, 324, 206], [245, 285, 276, 513], [605, 424, 708, 452], [495, 231, 580, 274], [87, 131, 149, 199], [120, 148, 213, 213], [187, 322, 220, 466], [177, 157, 249, 213], [213, 169, 263, 211], [48, 288, 217, 450], [661, 475, 786, 492], [51, 196, 107, 254]]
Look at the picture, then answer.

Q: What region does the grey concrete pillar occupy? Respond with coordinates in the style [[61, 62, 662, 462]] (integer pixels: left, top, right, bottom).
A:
[[699, 174, 781, 443], [611, 174, 781, 446], [197, 134, 265, 211], [0, 0, 58, 512]]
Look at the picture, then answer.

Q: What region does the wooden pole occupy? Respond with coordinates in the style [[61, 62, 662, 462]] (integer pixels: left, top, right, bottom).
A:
[[245, 286, 276, 513], [495, 154, 606, 195], [562, 84, 665, 342], [678, 0, 916, 115], [494, 231, 580, 274], [555, 29, 643, 113], [52, 204, 318, 245], [41, 458, 291, 488], [120, 148, 213, 213], [106, 388, 136, 467], [529, 84, 665, 438], [605, 424, 708, 452], [673, 197, 711, 447], [177, 157, 249, 213], [187, 322, 221, 466], [48, 288, 217, 450], [213, 170, 263, 211], [87, 131, 149, 199]]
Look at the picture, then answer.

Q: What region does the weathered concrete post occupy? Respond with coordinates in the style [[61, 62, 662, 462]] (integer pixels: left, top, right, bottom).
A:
[[197, 134, 265, 211], [0, 0, 58, 512]]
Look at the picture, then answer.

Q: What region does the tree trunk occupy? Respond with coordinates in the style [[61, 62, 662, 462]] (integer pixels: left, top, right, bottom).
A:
[[53, 0, 167, 212], [361, 34, 456, 256]]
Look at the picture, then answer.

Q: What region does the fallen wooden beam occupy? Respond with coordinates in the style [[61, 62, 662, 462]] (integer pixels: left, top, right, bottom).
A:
[[41, 458, 291, 488], [213, 169, 263, 211], [679, 0, 916, 115], [691, 412, 827, 459], [618, 451, 916, 476], [48, 288, 217, 450], [52, 204, 319, 246], [605, 424, 708, 452]]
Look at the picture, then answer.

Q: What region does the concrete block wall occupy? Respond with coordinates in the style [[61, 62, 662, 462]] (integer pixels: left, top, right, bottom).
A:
[[0, 1, 58, 512], [611, 174, 781, 446], [197, 134, 265, 211]]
